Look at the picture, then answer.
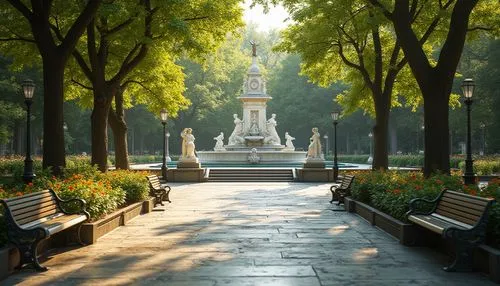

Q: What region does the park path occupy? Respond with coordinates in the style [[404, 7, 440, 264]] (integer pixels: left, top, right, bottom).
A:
[[3, 182, 494, 285]]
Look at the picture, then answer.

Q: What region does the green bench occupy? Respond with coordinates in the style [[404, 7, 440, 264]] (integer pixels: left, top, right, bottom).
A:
[[146, 175, 171, 207], [0, 189, 89, 271], [329, 175, 355, 205], [406, 189, 495, 271]]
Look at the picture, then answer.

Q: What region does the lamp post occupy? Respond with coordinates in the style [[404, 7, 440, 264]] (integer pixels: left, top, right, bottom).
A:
[[22, 79, 36, 184], [461, 78, 476, 185], [160, 109, 168, 180], [166, 132, 171, 162], [331, 111, 340, 181], [480, 122, 485, 156], [323, 134, 329, 157], [368, 132, 373, 165]]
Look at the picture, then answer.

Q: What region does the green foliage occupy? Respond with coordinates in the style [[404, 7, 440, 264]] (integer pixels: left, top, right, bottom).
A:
[[458, 157, 500, 175], [102, 170, 149, 204], [482, 179, 500, 246], [49, 174, 126, 220]]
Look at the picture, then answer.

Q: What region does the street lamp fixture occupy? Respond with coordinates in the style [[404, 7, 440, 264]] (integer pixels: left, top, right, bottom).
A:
[[331, 110, 340, 181], [160, 109, 168, 180], [22, 79, 36, 184], [461, 78, 476, 185]]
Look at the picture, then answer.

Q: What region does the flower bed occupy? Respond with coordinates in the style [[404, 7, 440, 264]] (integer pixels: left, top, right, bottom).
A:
[[349, 170, 500, 248], [0, 158, 153, 248]]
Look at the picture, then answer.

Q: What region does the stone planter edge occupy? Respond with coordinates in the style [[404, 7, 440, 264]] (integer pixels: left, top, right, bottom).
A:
[[80, 197, 155, 244]]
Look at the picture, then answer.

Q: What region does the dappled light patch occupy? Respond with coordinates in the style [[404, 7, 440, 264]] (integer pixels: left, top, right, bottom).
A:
[[352, 248, 379, 261], [328, 225, 350, 235]]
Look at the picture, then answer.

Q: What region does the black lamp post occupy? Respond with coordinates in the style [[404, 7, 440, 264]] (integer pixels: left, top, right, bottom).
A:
[[160, 109, 168, 180], [331, 110, 340, 181], [461, 78, 476, 185], [22, 79, 36, 184], [480, 122, 485, 156], [368, 132, 373, 165]]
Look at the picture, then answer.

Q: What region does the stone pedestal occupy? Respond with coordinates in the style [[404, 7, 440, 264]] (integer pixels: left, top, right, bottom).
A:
[[177, 158, 201, 169], [303, 158, 325, 168], [296, 168, 334, 182], [166, 168, 206, 182]]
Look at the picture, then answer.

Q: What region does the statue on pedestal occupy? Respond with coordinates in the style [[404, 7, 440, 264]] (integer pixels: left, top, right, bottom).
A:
[[180, 128, 197, 160], [248, 148, 260, 164], [228, 114, 245, 145], [264, 114, 281, 145], [307, 127, 322, 159], [213, 132, 225, 151], [284, 132, 295, 150], [249, 114, 260, 136]]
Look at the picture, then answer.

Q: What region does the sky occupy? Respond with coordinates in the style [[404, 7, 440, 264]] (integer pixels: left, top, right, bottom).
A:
[[243, 1, 290, 32]]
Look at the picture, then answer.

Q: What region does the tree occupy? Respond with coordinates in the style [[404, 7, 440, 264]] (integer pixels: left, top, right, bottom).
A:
[[275, 0, 424, 170], [62, 0, 242, 171], [0, 0, 101, 175], [368, 0, 499, 175]]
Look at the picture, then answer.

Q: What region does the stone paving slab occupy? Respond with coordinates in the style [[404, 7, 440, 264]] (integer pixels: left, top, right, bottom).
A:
[[1, 182, 494, 285]]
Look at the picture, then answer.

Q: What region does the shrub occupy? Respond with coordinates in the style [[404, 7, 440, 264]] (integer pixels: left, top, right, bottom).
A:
[[49, 174, 125, 220], [102, 170, 149, 203]]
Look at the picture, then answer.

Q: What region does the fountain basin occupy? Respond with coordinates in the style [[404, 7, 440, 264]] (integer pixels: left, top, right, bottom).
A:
[[197, 150, 307, 163]]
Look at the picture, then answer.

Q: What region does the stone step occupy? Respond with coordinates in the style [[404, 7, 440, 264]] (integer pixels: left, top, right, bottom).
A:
[[207, 168, 294, 182]]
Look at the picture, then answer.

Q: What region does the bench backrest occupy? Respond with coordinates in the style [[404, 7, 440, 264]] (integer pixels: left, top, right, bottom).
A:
[[340, 175, 355, 189], [146, 175, 162, 190], [435, 190, 494, 226], [1, 190, 62, 229]]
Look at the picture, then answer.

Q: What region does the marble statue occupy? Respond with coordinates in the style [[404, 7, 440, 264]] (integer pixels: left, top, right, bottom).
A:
[[249, 114, 260, 136], [248, 148, 260, 164], [264, 114, 281, 145], [180, 128, 197, 160], [307, 127, 322, 159], [284, 132, 295, 150], [228, 114, 245, 145], [213, 132, 225, 151]]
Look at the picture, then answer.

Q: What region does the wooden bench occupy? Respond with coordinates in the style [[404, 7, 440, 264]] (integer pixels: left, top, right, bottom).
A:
[[406, 189, 495, 272], [329, 175, 355, 205], [146, 175, 171, 207], [0, 189, 89, 271]]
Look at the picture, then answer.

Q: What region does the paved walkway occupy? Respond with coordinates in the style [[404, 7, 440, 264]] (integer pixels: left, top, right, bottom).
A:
[[4, 183, 494, 285]]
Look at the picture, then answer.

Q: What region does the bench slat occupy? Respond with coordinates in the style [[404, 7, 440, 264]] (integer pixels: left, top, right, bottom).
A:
[[10, 199, 58, 217], [5, 191, 53, 207], [436, 204, 481, 223], [16, 208, 60, 226], [442, 192, 490, 207], [20, 212, 66, 229], [408, 214, 468, 234], [9, 196, 57, 212], [434, 208, 478, 226], [439, 198, 488, 212], [438, 200, 484, 216], [34, 214, 88, 235], [13, 204, 59, 222]]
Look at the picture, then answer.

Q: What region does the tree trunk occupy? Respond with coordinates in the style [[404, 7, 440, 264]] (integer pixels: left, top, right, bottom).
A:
[[91, 93, 111, 172], [42, 58, 66, 176], [108, 90, 129, 170], [423, 76, 451, 176], [372, 92, 390, 170]]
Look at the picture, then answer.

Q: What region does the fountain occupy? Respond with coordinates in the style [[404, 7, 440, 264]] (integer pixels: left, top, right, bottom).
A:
[[197, 43, 307, 164]]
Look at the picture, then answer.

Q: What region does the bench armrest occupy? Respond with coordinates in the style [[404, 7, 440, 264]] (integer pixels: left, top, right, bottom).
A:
[[50, 190, 90, 220], [405, 197, 439, 219], [329, 184, 341, 192]]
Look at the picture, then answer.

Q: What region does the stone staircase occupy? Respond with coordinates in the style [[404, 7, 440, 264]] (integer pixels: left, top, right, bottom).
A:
[[207, 168, 295, 182]]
